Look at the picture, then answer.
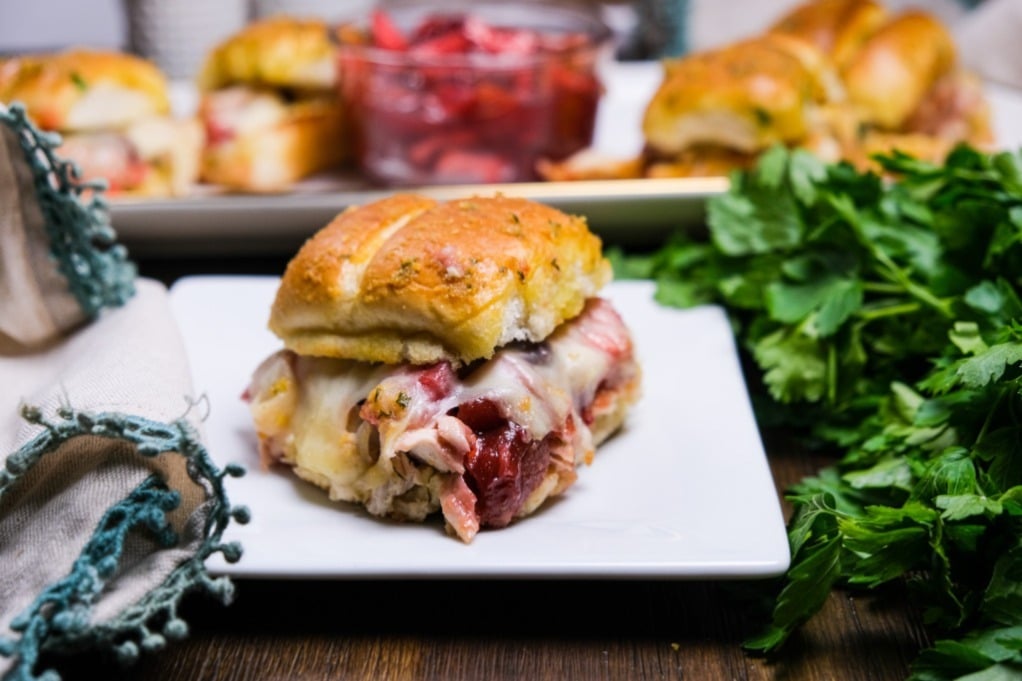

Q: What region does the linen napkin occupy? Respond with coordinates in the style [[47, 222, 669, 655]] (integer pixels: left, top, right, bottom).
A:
[[0, 104, 247, 681]]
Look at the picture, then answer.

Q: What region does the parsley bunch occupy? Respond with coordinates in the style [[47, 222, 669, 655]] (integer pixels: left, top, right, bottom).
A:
[[615, 145, 1022, 679]]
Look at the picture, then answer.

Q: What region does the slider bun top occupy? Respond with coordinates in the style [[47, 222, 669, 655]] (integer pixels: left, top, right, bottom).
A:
[[198, 16, 336, 92], [0, 50, 169, 132], [642, 34, 836, 155], [270, 194, 611, 365], [769, 0, 888, 69], [841, 10, 956, 129]]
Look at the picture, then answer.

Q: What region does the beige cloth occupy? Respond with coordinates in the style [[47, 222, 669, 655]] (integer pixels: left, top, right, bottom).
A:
[[0, 123, 88, 347], [0, 279, 197, 446], [0, 279, 209, 676], [0, 100, 239, 679]]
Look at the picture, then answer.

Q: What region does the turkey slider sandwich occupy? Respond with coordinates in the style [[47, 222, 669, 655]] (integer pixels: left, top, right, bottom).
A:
[[197, 16, 349, 192], [769, 1, 991, 164], [0, 49, 202, 196], [244, 194, 642, 542]]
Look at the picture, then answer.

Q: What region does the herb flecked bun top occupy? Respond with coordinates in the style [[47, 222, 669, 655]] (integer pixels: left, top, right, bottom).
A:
[[0, 50, 170, 132], [269, 194, 612, 366], [642, 34, 837, 156], [197, 16, 337, 93]]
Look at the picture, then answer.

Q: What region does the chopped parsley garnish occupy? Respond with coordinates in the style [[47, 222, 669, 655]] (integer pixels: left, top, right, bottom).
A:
[[70, 71, 88, 91], [753, 107, 772, 127]]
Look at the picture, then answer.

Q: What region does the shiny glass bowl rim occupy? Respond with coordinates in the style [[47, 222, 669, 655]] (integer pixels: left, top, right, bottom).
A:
[[336, 2, 613, 70]]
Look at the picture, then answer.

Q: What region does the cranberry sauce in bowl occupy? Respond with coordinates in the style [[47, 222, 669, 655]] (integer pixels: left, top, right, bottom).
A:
[[336, 2, 610, 186]]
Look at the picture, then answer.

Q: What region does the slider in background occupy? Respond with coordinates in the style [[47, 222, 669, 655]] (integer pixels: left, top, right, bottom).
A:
[[196, 16, 351, 193], [769, 0, 992, 169], [541, 0, 994, 181], [0, 49, 203, 197]]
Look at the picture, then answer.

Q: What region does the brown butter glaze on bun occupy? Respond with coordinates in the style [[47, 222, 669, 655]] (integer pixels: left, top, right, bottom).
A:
[[642, 34, 838, 156], [841, 10, 957, 130], [198, 15, 337, 93], [270, 194, 611, 366], [769, 0, 888, 70]]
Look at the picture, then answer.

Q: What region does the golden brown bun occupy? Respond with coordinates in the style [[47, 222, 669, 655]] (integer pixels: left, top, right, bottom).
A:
[[199, 98, 347, 192], [198, 16, 337, 92], [769, 0, 888, 69], [0, 50, 169, 132], [270, 194, 611, 365], [642, 34, 835, 155], [629, 0, 989, 182], [841, 10, 956, 129]]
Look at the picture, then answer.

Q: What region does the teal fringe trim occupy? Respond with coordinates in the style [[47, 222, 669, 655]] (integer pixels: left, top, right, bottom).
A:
[[1, 476, 180, 679], [0, 406, 250, 681], [0, 104, 136, 318]]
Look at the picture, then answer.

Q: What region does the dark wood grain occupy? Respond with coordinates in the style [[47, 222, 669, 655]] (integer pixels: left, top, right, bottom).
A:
[[37, 257, 933, 681]]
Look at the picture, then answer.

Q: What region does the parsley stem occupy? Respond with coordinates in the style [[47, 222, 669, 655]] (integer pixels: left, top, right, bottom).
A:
[[856, 302, 921, 321], [870, 253, 953, 319], [827, 343, 837, 405], [974, 388, 1006, 446], [861, 282, 905, 294], [830, 194, 954, 319]]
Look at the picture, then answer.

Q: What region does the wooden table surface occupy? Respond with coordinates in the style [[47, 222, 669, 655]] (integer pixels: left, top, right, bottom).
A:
[[45, 256, 931, 681]]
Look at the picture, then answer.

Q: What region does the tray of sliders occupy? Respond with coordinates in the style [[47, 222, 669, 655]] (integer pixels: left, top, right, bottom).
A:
[[2, 0, 1021, 256]]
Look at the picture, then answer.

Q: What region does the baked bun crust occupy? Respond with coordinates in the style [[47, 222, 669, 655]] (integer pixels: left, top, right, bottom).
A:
[[198, 16, 337, 92], [270, 194, 611, 365], [0, 50, 169, 132], [842, 10, 956, 129], [769, 0, 888, 69], [642, 35, 833, 155], [199, 97, 347, 191]]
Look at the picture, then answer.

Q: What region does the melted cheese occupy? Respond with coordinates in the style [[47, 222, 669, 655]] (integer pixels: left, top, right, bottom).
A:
[[64, 83, 161, 132], [202, 86, 289, 143], [247, 297, 639, 531]]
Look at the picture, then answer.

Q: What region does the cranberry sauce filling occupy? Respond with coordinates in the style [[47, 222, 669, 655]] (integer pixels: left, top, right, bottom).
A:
[[456, 398, 551, 528]]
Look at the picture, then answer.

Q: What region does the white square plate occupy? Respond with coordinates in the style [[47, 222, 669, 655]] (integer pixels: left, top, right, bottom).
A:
[[169, 276, 790, 579]]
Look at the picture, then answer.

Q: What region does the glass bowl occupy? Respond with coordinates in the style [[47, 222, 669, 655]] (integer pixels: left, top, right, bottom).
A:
[[336, 1, 611, 186]]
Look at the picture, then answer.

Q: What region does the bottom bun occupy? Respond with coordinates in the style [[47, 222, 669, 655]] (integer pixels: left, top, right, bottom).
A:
[[128, 115, 204, 197], [56, 115, 203, 197]]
